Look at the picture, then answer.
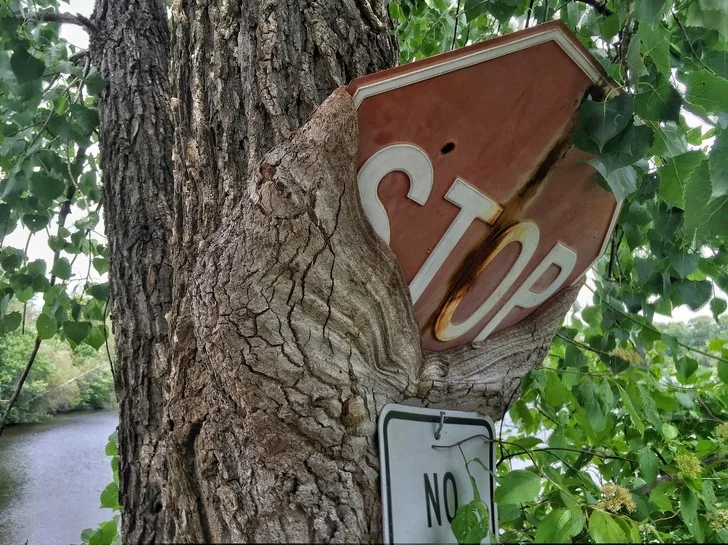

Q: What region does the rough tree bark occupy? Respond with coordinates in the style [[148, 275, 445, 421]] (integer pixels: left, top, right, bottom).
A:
[[91, 0, 580, 542], [90, 0, 174, 541]]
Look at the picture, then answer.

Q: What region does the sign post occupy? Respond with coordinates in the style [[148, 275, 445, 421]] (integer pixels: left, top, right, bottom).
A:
[[379, 404, 498, 544]]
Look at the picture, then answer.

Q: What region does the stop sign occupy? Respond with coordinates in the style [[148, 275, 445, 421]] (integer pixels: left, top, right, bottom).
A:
[[347, 21, 620, 352]]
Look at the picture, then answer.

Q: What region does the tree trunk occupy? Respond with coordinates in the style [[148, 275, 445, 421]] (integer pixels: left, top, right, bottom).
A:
[[91, 0, 579, 542], [90, 0, 174, 541]]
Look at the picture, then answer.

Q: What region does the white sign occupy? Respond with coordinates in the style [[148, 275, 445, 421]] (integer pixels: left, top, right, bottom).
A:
[[378, 404, 498, 544]]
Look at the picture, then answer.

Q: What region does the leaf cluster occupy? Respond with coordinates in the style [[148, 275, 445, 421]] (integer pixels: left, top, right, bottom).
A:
[[392, 0, 728, 542]]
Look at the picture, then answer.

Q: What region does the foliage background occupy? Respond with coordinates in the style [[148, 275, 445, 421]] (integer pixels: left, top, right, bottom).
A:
[[389, 0, 728, 542]]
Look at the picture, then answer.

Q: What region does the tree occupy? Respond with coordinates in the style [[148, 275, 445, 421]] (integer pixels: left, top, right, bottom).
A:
[[1, 0, 728, 543]]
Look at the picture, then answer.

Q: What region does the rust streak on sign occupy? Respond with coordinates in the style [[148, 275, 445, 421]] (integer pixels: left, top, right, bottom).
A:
[[434, 120, 578, 339], [347, 21, 620, 352]]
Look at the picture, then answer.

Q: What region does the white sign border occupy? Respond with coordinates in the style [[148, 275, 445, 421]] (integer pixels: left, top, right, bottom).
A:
[[378, 404, 499, 544]]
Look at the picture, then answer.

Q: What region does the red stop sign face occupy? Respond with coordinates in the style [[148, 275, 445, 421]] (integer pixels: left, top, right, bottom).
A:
[[347, 21, 620, 352]]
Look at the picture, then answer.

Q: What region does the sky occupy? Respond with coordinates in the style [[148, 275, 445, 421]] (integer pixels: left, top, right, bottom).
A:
[[9, 0, 721, 323]]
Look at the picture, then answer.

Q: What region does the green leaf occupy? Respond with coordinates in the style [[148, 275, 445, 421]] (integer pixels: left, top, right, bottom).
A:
[[10, 47, 46, 83], [51, 258, 72, 280], [676, 356, 699, 382], [661, 422, 679, 440], [535, 508, 584, 543], [634, 77, 681, 122], [617, 385, 645, 436], [675, 280, 712, 311], [638, 23, 671, 74], [22, 214, 50, 233], [718, 360, 728, 384], [29, 173, 66, 202], [636, 447, 660, 486], [600, 14, 620, 40], [493, 470, 541, 505], [658, 152, 705, 209], [686, 1, 728, 38], [652, 123, 688, 158], [105, 431, 118, 455], [451, 499, 490, 544], [87, 283, 110, 301], [36, 314, 58, 340], [578, 94, 634, 151], [711, 298, 727, 319], [683, 160, 728, 240], [685, 71, 728, 114], [100, 482, 120, 510], [1, 311, 22, 334], [588, 160, 638, 200], [81, 528, 94, 542], [85, 325, 106, 350], [703, 50, 728, 79], [709, 129, 728, 199], [680, 487, 704, 541], [588, 510, 626, 543], [575, 379, 613, 432], [70, 104, 100, 133], [667, 248, 699, 278], [650, 481, 675, 511], [88, 520, 117, 545], [627, 36, 648, 80], [63, 321, 91, 344]]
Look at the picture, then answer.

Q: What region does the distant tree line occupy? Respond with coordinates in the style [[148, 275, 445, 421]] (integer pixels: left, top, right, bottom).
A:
[[0, 301, 115, 424]]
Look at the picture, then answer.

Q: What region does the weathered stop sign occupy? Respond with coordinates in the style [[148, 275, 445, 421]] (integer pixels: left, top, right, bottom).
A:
[[347, 21, 620, 352]]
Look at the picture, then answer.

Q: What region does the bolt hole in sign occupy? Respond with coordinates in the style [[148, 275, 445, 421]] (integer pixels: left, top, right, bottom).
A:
[[347, 21, 620, 352], [378, 404, 497, 544]]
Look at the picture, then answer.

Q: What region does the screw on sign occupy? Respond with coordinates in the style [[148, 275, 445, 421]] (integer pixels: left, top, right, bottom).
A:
[[347, 21, 620, 352]]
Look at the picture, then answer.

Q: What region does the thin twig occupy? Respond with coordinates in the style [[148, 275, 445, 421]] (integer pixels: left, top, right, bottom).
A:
[[451, 0, 461, 50], [673, 13, 720, 77], [22, 11, 99, 33], [556, 331, 615, 359], [526, 0, 535, 28], [25, 364, 106, 403]]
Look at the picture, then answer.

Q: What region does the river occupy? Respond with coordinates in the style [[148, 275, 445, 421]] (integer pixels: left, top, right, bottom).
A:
[[0, 410, 119, 545]]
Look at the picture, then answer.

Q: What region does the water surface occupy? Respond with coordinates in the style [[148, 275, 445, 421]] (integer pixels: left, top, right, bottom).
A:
[[0, 410, 118, 545]]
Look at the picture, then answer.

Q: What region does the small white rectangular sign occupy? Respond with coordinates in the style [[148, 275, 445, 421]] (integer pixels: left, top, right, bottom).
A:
[[378, 404, 498, 544]]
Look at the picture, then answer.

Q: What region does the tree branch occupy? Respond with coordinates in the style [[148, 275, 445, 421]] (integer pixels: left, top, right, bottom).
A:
[[23, 11, 98, 33], [575, 0, 614, 16]]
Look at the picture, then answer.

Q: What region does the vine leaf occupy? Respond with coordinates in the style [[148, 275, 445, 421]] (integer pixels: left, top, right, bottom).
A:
[[36, 314, 58, 340], [577, 94, 634, 151], [63, 320, 91, 344], [685, 71, 728, 114], [683, 160, 728, 240], [680, 487, 704, 541], [534, 508, 584, 544], [634, 77, 681, 122], [493, 470, 541, 505], [638, 23, 671, 74], [657, 151, 705, 209], [10, 47, 46, 83], [588, 511, 626, 543], [636, 447, 659, 485]]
